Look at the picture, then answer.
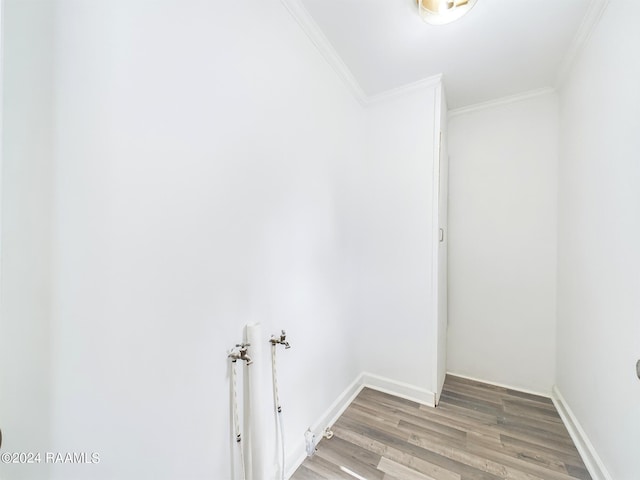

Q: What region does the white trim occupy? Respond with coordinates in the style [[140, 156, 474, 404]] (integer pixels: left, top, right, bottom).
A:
[[280, 0, 444, 107], [366, 74, 443, 106], [446, 371, 551, 399], [448, 87, 556, 119], [551, 386, 613, 480], [361, 372, 436, 407], [284, 374, 364, 479], [285, 372, 435, 479], [431, 85, 443, 404], [279, 0, 368, 105], [555, 0, 609, 88], [281, 0, 608, 110]]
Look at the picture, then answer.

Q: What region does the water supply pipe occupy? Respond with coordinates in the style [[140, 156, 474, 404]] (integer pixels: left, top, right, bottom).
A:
[[270, 330, 290, 480], [228, 340, 254, 479]]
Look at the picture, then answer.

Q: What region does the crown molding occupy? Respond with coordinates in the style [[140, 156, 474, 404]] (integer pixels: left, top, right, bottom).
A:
[[448, 87, 556, 119], [555, 0, 609, 88], [280, 0, 443, 107], [281, 0, 586, 111], [280, 0, 368, 105], [366, 74, 443, 106]]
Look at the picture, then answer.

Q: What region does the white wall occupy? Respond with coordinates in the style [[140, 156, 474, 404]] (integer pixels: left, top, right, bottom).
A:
[[447, 92, 558, 394], [45, 0, 365, 479], [2, 1, 444, 478], [556, 2, 640, 478], [0, 1, 54, 478], [356, 85, 439, 398]]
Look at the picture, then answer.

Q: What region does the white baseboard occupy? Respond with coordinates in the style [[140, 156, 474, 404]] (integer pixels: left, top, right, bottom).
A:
[[285, 372, 435, 479], [284, 374, 364, 479], [446, 371, 551, 398], [551, 386, 613, 480], [360, 372, 435, 407]]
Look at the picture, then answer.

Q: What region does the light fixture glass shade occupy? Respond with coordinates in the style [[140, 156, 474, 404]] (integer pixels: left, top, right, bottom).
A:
[[418, 0, 478, 25]]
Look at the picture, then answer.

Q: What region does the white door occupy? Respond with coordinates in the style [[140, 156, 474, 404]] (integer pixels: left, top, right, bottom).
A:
[[435, 129, 449, 405]]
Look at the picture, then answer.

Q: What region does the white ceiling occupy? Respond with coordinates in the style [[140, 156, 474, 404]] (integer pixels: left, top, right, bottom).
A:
[[293, 0, 600, 109]]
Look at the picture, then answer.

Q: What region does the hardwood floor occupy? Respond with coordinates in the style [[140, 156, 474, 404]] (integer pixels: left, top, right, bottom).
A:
[[291, 375, 591, 480]]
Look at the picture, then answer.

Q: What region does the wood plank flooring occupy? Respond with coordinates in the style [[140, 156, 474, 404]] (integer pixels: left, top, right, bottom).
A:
[[291, 375, 591, 480]]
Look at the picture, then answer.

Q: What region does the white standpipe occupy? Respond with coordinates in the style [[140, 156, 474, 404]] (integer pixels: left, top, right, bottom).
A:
[[243, 323, 265, 480]]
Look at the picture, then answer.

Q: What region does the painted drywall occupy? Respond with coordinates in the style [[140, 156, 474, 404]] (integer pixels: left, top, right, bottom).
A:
[[356, 86, 439, 396], [2, 1, 443, 478], [0, 1, 54, 478], [556, 2, 640, 478], [447, 92, 558, 394], [45, 0, 365, 479]]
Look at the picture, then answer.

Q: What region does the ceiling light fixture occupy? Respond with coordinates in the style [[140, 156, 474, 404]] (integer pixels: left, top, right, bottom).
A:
[[417, 0, 478, 25]]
